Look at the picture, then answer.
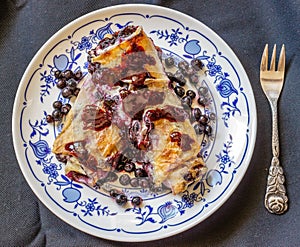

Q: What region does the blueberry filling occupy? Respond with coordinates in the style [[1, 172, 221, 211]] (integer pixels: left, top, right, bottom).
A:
[[50, 30, 215, 207]]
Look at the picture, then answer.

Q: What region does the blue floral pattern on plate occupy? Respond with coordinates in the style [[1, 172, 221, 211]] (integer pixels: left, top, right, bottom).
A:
[[13, 5, 256, 242]]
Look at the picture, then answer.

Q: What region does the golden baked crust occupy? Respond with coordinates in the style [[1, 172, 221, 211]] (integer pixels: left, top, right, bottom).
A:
[[91, 26, 168, 85], [142, 112, 206, 194]]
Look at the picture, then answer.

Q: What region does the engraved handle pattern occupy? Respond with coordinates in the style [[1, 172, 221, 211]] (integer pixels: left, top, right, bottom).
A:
[[264, 100, 288, 214], [270, 99, 280, 157], [264, 157, 288, 214]]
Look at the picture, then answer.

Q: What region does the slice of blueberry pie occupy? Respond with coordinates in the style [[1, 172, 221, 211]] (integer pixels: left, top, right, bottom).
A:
[[52, 25, 207, 197]]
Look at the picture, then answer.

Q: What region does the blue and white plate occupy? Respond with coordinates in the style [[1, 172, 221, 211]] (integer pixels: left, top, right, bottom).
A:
[[12, 4, 256, 242]]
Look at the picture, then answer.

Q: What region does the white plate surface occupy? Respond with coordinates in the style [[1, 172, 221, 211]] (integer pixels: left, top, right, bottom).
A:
[[12, 4, 256, 242]]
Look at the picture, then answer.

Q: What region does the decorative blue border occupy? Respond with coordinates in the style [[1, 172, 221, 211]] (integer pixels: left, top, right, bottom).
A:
[[18, 9, 252, 238]]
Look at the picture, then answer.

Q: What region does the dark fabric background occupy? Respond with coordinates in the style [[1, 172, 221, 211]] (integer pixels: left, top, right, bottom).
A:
[[1, 0, 299, 246]]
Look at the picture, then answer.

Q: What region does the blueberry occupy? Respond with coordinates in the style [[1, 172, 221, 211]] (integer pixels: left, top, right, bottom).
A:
[[191, 58, 203, 71], [176, 80, 186, 87], [165, 57, 175, 67], [124, 161, 136, 173], [46, 114, 54, 123], [131, 121, 141, 133], [73, 88, 80, 97], [105, 172, 118, 182], [115, 194, 128, 206], [204, 125, 212, 136], [61, 86, 73, 98], [174, 86, 185, 97], [150, 185, 163, 193], [189, 74, 199, 84], [167, 72, 178, 83], [75, 70, 83, 80], [115, 162, 125, 172], [209, 112, 216, 121], [194, 123, 205, 135], [198, 86, 208, 95], [192, 108, 202, 121], [183, 172, 193, 182], [197, 95, 208, 106], [186, 90, 196, 99], [95, 179, 105, 187], [112, 95, 119, 104], [181, 96, 192, 108], [119, 174, 131, 186], [168, 80, 175, 89], [119, 88, 130, 99], [54, 70, 62, 79], [178, 67, 190, 77], [52, 109, 62, 121], [87, 55, 92, 63], [131, 196, 143, 207], [178, 60, 189, 71], [62, 70, 74, 79], [56, 79, 66, 89], [119, 154, 129, 165], [55, 154, 67, 163], [170, 131, 181, 143], [134, 168, 147, 178], [109, 189, 119, 198], [166, 71, 174, 79], [66, 78, 77, 89], [104, 96, 116, 108], [186, 67, 196, 76], [139, 178, 149, 188], [61, 103, 72, 114], [130, 177, 139, 187], [52, 100, 62, 110], [197, 152, 203, 158], [174, 70, 186, 86], [199, 115, 209, 125]]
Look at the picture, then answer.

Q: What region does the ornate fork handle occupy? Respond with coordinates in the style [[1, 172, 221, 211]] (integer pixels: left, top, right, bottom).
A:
[[264, 99, 288, 214]]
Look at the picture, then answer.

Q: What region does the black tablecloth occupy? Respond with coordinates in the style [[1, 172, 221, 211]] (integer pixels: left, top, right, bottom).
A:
[[1, 0, 300, 246]]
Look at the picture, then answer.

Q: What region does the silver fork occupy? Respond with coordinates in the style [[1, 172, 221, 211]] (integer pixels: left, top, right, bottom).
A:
[[260, 44, 288, 214]]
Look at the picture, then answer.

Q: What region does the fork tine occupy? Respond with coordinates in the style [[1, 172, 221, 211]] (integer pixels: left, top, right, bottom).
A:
[[270, 44, 277, 71], [277, 44, 285, 72], [260, 44, 268, 71]]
